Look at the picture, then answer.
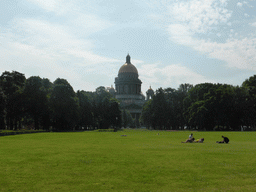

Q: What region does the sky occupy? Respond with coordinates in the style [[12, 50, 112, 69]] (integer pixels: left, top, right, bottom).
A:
[[1, 0, 256, 94]]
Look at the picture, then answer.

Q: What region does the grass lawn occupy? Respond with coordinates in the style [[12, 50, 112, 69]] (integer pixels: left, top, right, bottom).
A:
[[0, 129, 256, 191]]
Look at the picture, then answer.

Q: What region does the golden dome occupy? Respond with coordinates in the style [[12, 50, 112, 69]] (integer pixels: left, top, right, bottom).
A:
[[118, 63, 138, 74], [118, 54, 138, 74]]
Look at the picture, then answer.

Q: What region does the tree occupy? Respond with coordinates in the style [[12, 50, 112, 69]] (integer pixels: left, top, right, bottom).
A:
[[242, 75, 256, 129], [242, 75, 256, 97], [163, 88, 176, 129], [204, 84, 235, 130], [0, 87, 6, 129], [184, 83, 215, 130], [141, 85, 193, 130], [122, 109, 134, 128], [50, 78, 79, 131], [150, 88, 168, 129], [108, 98, 122, 130], [23, 76, 50, 130], [176, 84, 193, 129], [186, 100, 209, 130], [184, 83, 244, 131], [77, 90, 93, 130], [40, 78, 53, 130], [0, 71, 26, 130], [140, 99, 153, 129], [229, 86, 248, 130], [91, 86, 121, 129]]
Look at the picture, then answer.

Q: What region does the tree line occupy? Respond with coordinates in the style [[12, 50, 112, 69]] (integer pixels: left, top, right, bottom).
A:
[[141, 77, 256, 131], [0, 71, 131, 131], [1, 70, 256, 131]]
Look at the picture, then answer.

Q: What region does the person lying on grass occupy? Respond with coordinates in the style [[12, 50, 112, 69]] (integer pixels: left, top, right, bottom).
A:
[[216, 136, 229, 144], [194, 138, 204, 143], [182, 138, 204, 143], [181, 137, 195, 143]]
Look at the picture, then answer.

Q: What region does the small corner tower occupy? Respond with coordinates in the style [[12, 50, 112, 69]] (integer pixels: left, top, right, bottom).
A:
[[146, 86, 154, 100]]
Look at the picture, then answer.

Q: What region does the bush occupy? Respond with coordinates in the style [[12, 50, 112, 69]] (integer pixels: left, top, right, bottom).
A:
[[0, 130, 47, 136]]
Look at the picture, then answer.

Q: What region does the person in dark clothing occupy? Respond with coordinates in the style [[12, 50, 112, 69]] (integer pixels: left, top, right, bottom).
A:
[[216, 136, 229, 144]]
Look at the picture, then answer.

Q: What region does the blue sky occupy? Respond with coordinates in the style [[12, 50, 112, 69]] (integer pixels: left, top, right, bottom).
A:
[[1, 0, 256, 94]]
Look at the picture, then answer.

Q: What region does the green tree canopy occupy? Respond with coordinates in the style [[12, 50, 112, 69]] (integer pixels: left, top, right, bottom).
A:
[[23, 76, 51, 130], [0, 71, 26, 130], [50, 78, 79, 131]]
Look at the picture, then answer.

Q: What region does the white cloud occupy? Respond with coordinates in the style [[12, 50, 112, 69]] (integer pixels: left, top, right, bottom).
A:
[[28, 0, 59, 11], [10, 17, 119, 65], [26, 0, 74, 15], [208, 38, 256, 70], [71, 13, 113, 36], [66, 49, 121, 65], [244, 13, 250, 18], [131, 59, 144, 65], [169, 0, 232, 33], [0, 5, 119, 91], [1, 38, 64, 78], [251, 22, 256, 27], [138, 63, 212, 91], [237, 2, 243, 7], [26, 0, 113, 35], [167, 24, 195, 45], [0, 33, 99, 92], [166, 0, 256, 71], [168, 24, 256, 70]]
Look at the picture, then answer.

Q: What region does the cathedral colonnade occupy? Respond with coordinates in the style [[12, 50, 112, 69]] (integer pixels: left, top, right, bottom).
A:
[[116, 84, 141, 94]]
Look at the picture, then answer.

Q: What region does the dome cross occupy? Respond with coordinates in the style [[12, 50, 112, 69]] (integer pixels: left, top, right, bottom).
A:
[[126, 54, 131, 64]]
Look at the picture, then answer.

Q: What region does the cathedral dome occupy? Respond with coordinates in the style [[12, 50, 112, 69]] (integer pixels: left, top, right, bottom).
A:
[[118, 63, 138, 74], [118, 54, 138, 75]]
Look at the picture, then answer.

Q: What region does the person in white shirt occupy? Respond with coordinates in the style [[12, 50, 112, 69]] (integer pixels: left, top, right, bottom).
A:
[[182, 133, 195, 143]]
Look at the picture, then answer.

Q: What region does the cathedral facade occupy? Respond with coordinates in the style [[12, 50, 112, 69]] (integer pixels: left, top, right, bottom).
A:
[[107, 54, 154, 127], [113, 55, 146, 126]]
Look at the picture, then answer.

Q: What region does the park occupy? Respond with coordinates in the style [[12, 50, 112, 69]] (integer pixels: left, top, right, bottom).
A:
[[1, 1, 256, 191], [0, 129, 255, 191]]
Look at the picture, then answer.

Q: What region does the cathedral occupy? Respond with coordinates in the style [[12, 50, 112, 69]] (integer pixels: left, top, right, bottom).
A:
[[108, 54, 154, 127]]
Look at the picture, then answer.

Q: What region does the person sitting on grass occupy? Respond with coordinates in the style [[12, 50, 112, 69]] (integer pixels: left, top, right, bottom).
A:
[[216, 136, 229, 144], [194, 138, 204, 143], [189, 133, 193, 139], [181, 137, 195, 143]]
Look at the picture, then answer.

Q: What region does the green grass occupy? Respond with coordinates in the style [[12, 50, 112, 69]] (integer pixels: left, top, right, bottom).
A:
[[0, 130, 256, 191]]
